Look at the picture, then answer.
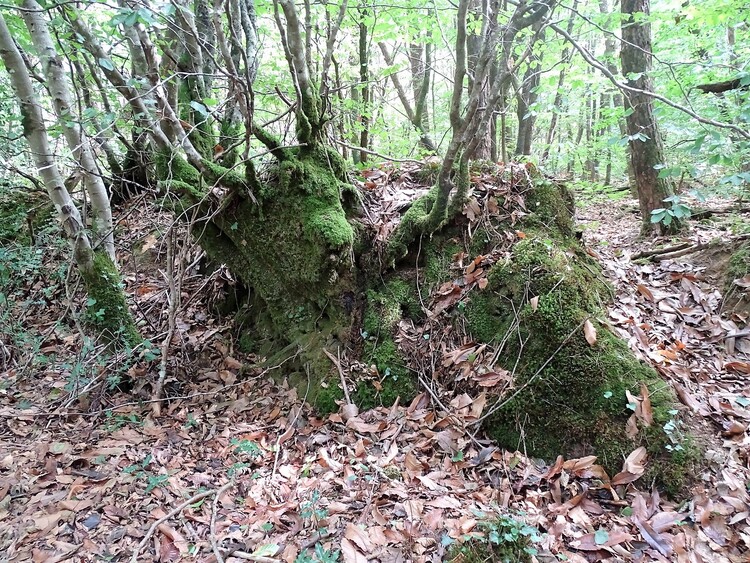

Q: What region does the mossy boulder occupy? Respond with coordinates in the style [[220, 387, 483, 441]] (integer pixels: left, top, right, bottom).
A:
[[159, 148, 695, 490], [370, 169, 695, 490], [455, 178, 695, 490], [156, 145, 359, 408]]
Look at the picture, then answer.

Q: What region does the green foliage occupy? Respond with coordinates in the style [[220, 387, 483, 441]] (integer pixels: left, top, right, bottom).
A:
[[0, 213, 67, 373], [228, 438, 263, 477], [124, 455, 170, 493], [650, 195, 692, 227], [446, 512, 543, 563], [104, 412, 143, 432]]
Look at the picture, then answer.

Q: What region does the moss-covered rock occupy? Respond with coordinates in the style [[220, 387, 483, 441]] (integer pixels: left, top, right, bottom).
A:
[[0, 181, 53, 244], [454, 181, 696, 490], [157, 144, 359, 411]]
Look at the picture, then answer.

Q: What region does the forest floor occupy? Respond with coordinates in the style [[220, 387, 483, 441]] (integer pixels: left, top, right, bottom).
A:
[[1, 174, 750, 563]]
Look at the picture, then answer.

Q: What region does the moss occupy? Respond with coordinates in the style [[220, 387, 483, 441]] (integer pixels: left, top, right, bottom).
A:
[[0, 182, 53, 244], [355, 336, 417, 410], [463, 231, 694, 487], [357, 275, 421, 409], [364, 276, 423, 337], [311, 381, 345, 414], [726, 242, 750, 289], [80, 252, 140, 347], [386, 187, 438, 261], [157, 144, 359, 408], [524, 180, 576, 237]]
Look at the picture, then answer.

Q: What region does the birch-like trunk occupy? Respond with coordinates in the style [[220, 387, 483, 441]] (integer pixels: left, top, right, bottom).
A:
[[0, 12, 94, 271], [22, 0, 116, 261]]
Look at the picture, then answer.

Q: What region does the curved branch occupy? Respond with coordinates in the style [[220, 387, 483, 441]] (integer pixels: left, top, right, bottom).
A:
[[550, 22, 750, 140]]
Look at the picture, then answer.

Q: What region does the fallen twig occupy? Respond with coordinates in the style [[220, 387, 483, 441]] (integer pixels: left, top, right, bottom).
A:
[[130, 486, 229, 563], [210, 481, 235, 563], [323, 347, 351, 405]]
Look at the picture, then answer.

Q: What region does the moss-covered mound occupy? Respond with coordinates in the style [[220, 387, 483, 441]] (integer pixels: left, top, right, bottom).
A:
[[160, 148, 694, 490], [359, 165, 696, 491], [723, 241, 750, 314], [157, 145, 360, 406]]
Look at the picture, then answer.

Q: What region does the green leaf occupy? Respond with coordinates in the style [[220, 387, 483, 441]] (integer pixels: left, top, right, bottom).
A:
[[594, 528, 609, 545], [98, 58, 114, 71], [650, 210, 666, 223], [190, 101, 208, 117], [603, 391, 613, 399], [252, 544, 279, 557]]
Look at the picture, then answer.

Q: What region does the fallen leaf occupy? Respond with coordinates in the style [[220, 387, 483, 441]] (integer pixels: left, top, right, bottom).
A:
[[584, 319, 597, 346]]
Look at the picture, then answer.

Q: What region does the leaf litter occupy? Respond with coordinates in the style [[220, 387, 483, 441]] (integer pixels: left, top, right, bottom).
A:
[[0, 172, 748, 561]]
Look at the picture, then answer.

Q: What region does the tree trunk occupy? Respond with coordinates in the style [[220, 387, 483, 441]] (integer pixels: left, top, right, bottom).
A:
[[515, 56, 541, 157], [599, 0, 635, 188], [621, 0, 677, 234], [22, 0, 116, 261], [0, 11, 139, 346], [467, 0, 492, 160]]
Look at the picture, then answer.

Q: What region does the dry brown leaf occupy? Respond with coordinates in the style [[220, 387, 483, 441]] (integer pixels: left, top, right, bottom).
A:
[[344, 523, 373, 552], [341, 538, 368, 563], [584, 319, 597, 346], [640, 383, 653, 426], [637, 283, 655, 301]]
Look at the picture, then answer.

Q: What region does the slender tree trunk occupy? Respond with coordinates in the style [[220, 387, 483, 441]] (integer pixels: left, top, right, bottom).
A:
[[599, 0, 635, 188], [379, 42, 437, 153], [0, 10, 139, 345], [515, 56, 542, 157], [358, 6, 370, 162], [467, 0, 492, 159], [621, 0, 676, 234], [22, 0, 116, 261]]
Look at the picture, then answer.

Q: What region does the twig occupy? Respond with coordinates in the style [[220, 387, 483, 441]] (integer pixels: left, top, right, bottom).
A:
[[632, 233, 750, 261], [152, 227, 179, 416], [222, 550, 279, 562], [631, 242, 692, 260], [270, 366, 309, 482], [333, 139, 423, 164], [210, 481, 235, 563], [130, 487, 226, 563], [323, 347, 351, 405]]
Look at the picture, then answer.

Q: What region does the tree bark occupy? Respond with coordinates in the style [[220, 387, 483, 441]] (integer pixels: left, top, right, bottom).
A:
[[620, 0, 676, 234], [22, 0, 116, 261], [0, 10, 139, 345]]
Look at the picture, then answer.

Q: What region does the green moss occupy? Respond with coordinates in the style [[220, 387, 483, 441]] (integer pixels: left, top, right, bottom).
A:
[[386, 187, 438, 261], [524, 180, 576, 237], [80, 252, 140, 347], [357, 275, 421, 409], [727, 242, 750, 288], [157, 144, 359, 407], [364, 276, 423, 337], [0, 182, 53, 244], [311, 381, 345, 414], [355, 337, 417, 410], [452, 185, 694, 489]]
